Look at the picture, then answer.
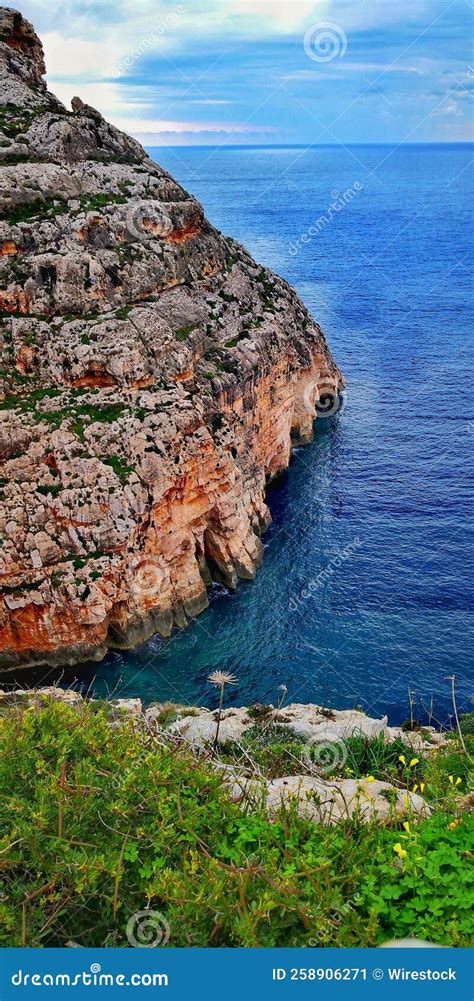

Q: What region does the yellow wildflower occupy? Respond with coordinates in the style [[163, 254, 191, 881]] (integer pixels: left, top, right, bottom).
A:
[[409, 758, 419, 767], [399, 754, 406, 766], [412, 784, 418, 793], [366, 775, 375, 783], [449, 775, 462, 786], [420, 782, 425, 793], [447, 819, 462, 831], [403, 821, 411, 833], [393, 843, 407, 858]]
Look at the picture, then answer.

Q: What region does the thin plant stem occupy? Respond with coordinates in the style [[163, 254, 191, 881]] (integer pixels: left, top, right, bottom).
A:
[[214, 684, 225, 748], [447, 675, 469, 758]]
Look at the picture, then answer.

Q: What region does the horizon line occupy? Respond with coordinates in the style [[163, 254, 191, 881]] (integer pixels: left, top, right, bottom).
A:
[[144, 140, 474, 149]]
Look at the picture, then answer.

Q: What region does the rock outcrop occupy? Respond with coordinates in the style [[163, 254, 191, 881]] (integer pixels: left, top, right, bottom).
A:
[[0, 9, 343, 671], [2, 688, 439, 824], [164, 701, 448, 752]]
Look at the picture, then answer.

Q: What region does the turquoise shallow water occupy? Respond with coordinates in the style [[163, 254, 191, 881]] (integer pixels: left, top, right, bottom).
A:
[[21, 144, 474, 724]]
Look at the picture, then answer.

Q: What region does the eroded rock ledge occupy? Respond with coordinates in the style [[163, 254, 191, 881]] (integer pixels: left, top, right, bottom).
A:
[[0, 9, 343, 671]]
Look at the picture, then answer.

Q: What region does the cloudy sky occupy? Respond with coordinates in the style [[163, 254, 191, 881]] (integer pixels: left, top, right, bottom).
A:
[[15, 0, 474, 145]]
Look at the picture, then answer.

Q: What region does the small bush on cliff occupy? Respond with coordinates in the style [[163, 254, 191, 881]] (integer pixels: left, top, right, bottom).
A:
[[0, 697, 472, 948], [333, 734, 425, 784]]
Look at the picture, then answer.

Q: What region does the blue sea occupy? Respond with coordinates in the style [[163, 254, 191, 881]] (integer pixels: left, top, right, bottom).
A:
[[56, 146, 474, 722]]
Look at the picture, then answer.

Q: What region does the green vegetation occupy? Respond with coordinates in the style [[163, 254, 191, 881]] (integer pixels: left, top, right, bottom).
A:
[[5, 197, 67, 226], [174, 323, 195, 342], [217, 358, 240, 375], [0, 103, 36, 139], [219, 723, 473, 805], [0, 153, 33, 166], [330, 733, 424, 784], [103, 454, 135, 482], [0, 387, 61, 412], [78, 194, 127, 213], [255, 268, 276, 311], [70, 402, 126, 424], [460, 711, 474, 735], [0, 697, 471, 948], [37, 483, 62, 498], [0, 384, 147, 458], [225, 334, 246, 348], [222, 721, 305, 779]]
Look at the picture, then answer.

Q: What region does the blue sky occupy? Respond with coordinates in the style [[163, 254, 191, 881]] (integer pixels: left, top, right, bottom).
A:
[[16, 0, 474, 144]]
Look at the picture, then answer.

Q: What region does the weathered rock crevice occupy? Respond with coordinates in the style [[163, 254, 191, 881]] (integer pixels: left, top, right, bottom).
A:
[[0, 8, 344, 671]]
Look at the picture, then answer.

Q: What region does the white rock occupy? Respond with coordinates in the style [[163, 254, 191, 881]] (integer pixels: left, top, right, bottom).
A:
[[170, 708, 248, 746], [113, 698, 142, 714], [265, 775, 430, 824]]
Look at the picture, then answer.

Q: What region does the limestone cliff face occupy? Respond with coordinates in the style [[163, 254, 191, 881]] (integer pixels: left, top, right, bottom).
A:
[[0, 8, 344, 671]]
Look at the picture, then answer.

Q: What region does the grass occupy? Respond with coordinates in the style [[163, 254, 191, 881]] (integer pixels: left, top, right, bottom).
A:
[[0, 697, 472, 948], [78, 194, 127, 213], [174, 324, 195, 342], [0, 104, 37, 139], [5, 197, 67, 226]]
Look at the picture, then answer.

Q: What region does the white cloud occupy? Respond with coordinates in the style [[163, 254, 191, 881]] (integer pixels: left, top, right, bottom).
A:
[[432, 99, 463, 118], [43, 31, 122, 81], [112, 116, 277, 135], [227, 0, 325, 32], [282, 63, 425, 82]]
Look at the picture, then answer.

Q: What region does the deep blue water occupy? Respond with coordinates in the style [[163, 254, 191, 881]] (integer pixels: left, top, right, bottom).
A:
[[54, 146, 474, 722]]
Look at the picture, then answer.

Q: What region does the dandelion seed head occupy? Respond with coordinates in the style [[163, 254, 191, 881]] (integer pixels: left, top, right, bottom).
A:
[[208, 670, 238, 687]]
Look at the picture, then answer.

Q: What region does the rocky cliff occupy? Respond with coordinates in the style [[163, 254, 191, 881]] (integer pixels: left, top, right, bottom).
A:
[[0, 8, 343, 671]]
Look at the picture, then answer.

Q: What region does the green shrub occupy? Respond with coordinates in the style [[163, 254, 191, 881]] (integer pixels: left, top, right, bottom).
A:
[[103, 454, 134, 482], [174, 324, 195, 342], [335, 734, 425, 784], [0, 698, 472, 948], [357, 814, 474, 946], [460, 712, 474, 735]]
